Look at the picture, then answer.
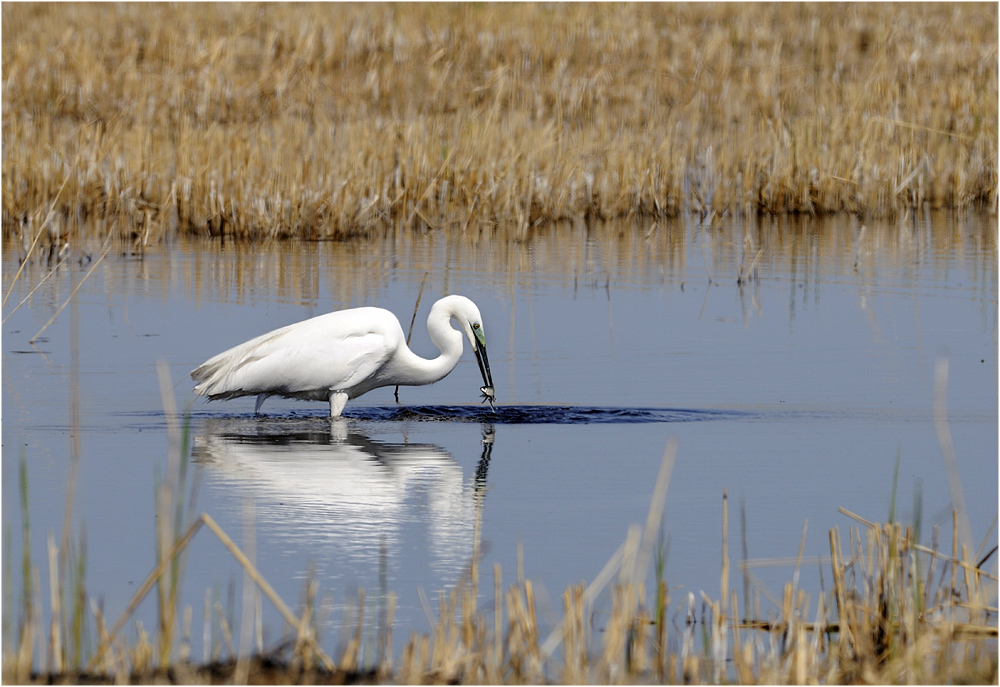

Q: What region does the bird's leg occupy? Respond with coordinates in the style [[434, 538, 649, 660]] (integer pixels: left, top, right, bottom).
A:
[[329, 390, 349, 418], [254, 393, 267, 415]]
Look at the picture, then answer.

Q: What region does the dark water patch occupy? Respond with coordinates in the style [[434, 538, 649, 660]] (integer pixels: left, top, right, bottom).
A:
[[113, 403, 938, 431], [347, 405, 754, 424], [115, 405, 752, 428]]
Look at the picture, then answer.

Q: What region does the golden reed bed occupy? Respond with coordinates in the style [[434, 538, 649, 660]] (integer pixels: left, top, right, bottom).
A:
[[2, 3, 997, 242]]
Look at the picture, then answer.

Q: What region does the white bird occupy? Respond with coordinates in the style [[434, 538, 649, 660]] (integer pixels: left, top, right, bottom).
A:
[[191, 295, 495, 417]]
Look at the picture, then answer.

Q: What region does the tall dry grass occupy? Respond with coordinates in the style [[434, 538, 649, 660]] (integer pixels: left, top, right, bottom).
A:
[[2, 3, 997, 244]]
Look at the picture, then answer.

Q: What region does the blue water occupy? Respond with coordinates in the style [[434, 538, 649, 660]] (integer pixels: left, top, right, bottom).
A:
[[3, 213, 996, 665]]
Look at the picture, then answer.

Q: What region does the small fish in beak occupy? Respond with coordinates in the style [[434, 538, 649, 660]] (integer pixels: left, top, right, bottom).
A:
[[480, 385, 496, 411]]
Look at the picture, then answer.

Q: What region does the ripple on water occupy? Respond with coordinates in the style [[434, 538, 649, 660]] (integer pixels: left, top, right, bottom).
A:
[[344, 405, 752, 424], [115, 405, 752, 428]]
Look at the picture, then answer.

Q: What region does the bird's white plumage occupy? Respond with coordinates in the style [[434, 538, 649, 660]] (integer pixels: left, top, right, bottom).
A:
[[191, 295, 494, 417]]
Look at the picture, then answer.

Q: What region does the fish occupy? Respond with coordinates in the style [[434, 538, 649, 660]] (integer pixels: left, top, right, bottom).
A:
[[480, 385, 496, 412]]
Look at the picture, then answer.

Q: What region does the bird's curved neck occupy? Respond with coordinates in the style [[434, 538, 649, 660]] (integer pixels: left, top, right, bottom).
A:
[[393, 309, 464, 386], [395, 347, 460, 386]]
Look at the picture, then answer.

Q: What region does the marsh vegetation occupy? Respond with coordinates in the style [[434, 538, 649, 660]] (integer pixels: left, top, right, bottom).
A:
[[2, 3, 997, 245]]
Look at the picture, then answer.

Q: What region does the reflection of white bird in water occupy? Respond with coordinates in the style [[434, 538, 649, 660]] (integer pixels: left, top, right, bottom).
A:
[[192, 295, 495, 416], [192, 421, 487, 577]]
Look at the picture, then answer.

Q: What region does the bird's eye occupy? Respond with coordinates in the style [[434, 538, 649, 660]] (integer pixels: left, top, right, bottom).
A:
[[473, 323, 481, 330]]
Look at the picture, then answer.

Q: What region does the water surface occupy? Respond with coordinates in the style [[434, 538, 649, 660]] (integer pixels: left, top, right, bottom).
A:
[[3, 213, 996, 659]]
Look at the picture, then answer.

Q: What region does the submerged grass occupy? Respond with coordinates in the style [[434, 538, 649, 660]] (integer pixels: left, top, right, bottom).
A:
[[2, 3, 997, 246]]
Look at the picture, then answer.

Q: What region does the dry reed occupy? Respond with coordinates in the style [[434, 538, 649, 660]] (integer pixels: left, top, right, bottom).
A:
[[2, 4, 996, 246]]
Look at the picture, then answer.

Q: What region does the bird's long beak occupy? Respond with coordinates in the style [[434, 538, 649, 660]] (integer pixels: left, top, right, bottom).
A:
[[472, 327, 495, 409]]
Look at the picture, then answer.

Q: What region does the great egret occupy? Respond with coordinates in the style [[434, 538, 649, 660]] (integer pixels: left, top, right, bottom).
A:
[[191, 295, 495, 417]]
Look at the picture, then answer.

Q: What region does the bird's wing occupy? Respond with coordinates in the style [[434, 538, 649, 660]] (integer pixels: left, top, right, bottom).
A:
[[193, 309, 399, 398], [242, 332, 393, 395]]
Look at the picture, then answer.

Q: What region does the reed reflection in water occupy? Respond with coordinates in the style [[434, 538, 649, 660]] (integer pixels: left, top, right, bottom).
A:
[[192, 418, 494, 582]]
